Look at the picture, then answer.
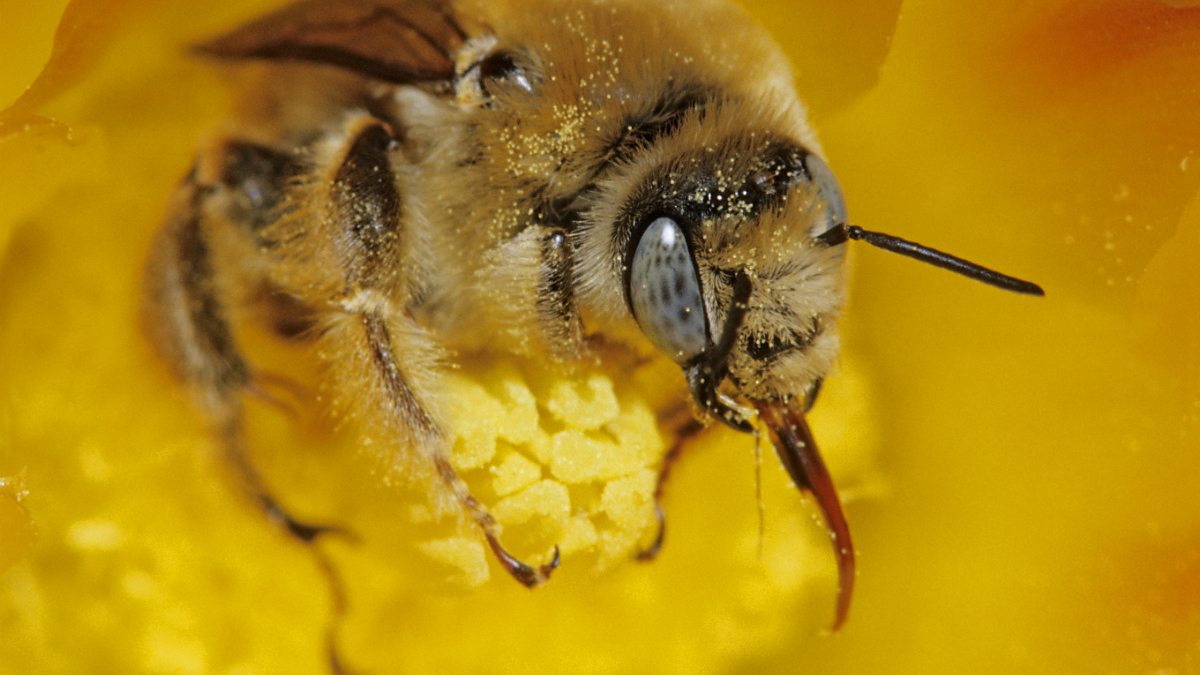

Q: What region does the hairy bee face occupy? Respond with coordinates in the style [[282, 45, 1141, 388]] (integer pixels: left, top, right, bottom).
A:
[[574, 115, 848, 421], [624, 138, 848, 403]]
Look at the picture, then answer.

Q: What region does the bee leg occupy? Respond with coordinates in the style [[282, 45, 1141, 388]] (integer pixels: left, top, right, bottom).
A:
[[343, 306, 561, 587], [217, 412, 354, 542], [155, 145, 352, 542], [145, 165, 354, 672], [536, 228, 587, 359], [478, 225, 586, 360], [436, 457, 561, 587], [217, 410, 354, 674], [244, 370, 310, 421], [321, 118, 560, 587], [637, 416, 705, 562]]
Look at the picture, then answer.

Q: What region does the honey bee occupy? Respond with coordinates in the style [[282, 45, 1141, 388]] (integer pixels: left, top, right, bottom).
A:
[[144, 0, 1042, 639]]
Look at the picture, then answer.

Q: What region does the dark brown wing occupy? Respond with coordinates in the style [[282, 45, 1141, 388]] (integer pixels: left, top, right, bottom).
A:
[[195, 0, 469, 85]]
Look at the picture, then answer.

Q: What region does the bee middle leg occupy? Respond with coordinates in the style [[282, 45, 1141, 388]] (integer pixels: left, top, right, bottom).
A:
[[327, 303, 561, 586], [312, 117, 559, 586], [636, 414, 705, 562]]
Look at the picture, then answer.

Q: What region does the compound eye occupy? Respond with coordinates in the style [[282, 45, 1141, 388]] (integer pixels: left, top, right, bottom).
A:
[[629, 216, 709, 363], [803, 153, 848, 233]]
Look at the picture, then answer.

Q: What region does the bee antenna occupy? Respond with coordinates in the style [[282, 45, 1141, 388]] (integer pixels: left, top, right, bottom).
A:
[[822, 224, 1045, 296]]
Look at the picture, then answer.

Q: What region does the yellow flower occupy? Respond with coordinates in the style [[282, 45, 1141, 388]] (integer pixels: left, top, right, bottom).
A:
[[2, 1, 1199, 673]]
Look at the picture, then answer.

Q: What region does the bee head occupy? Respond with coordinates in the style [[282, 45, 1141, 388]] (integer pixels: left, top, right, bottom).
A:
[[614, 135, 849, 428]]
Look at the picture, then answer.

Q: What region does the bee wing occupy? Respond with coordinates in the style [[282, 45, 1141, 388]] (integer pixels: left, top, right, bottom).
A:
[[195, 0, 468, 85]]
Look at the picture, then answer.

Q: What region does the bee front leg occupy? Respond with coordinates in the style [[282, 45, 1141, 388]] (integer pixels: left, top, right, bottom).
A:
[[636, 413, 705, 562], [536, 228, 587, 360], [477, 224, 587, 361]]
